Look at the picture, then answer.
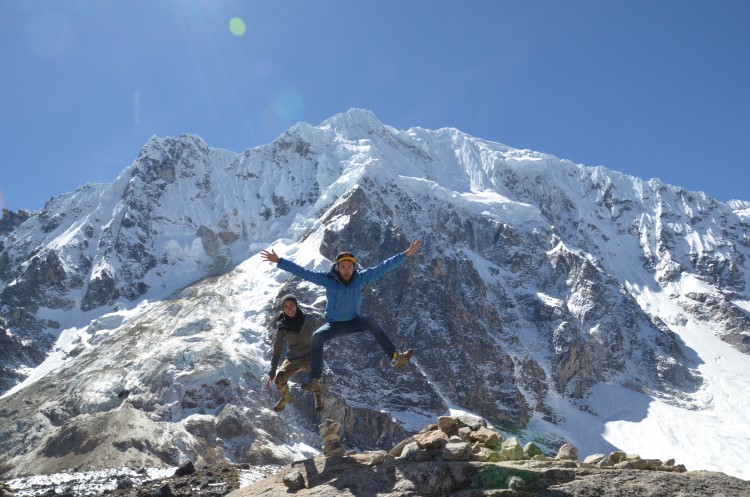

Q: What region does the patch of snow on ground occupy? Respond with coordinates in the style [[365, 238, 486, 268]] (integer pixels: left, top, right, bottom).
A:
[[8, 467, 176, 497], [238, 465, 284, 488]]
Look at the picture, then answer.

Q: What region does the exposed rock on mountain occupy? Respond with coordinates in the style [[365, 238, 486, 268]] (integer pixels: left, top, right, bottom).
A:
[[0, 208, 31, 237], [1, 109, 749, 480]]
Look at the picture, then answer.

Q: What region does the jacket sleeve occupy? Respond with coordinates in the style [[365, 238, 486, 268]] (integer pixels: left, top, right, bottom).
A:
[[305, 313, 323, 333], [358, 252, 407, 285], [277, 258, 330, 286], [298, 313, 322, 356]]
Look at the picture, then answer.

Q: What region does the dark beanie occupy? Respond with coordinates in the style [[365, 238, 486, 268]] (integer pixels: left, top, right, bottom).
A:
[[280, 294, 298, 309]]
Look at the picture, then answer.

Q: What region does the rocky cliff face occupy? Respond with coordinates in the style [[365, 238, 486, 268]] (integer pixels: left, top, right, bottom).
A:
[[1, 109, 749, 480], [0, 129, 326, 392]]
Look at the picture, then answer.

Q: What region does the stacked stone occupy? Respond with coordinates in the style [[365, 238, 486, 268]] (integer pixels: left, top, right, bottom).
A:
[[530, 443, 687, 472], [319, 419, 346, 458], [578, 450, 687, 472], [389, 414, 542, 462], [389, 415, 687, 473]]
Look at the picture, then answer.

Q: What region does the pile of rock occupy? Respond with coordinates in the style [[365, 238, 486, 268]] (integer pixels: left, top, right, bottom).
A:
[[319, 419, 346, 458], [239, 415, 749, 496], [389, 415, 687, 473], [560, 444, 687, 472], [281, 419, 368, 491]]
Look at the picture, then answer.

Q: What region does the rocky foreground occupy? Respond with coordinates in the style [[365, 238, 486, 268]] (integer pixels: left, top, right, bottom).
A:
[[232, 416, 750, 497], [4, 415, 749, 496]]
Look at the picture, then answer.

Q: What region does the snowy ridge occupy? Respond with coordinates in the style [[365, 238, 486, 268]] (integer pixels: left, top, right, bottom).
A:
[[1, 109, 749, 481]]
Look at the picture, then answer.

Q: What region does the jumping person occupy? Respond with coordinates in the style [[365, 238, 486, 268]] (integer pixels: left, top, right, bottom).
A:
[[267, 294, 322, 412], [261, 240, 422, 410]]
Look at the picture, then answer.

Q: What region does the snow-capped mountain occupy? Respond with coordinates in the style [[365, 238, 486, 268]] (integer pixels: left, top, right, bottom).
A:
[[1, 109, 749, 480]]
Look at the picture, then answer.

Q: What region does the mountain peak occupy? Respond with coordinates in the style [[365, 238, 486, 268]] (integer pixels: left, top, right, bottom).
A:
[[2, 111, 750, 481], [319, 108, 386, 136], [139, 133, 209, 157]]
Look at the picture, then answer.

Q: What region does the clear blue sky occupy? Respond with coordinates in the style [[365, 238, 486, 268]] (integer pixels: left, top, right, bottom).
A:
[[2, 1, 749, 212]]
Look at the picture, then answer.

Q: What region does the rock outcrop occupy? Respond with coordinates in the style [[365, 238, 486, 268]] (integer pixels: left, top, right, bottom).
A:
[[0, 209, 31, 237], [230, 415, 748, 497]]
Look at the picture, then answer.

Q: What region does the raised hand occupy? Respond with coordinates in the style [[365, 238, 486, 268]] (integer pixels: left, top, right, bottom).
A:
[[261, 248, 280, 264], [404, 239, 422, 257]]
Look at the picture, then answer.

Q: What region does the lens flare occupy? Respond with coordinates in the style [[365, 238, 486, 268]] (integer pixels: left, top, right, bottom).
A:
[[229, 17, 246, 36], [273, 90, 304, 122], [133, 90, 141, 125]]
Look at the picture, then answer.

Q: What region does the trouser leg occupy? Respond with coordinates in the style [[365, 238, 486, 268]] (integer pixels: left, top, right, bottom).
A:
[[354, 315, 397, 358], [309, 322, 351, 380], [274, 357, 309, 396], [310, 317, 399, 379]]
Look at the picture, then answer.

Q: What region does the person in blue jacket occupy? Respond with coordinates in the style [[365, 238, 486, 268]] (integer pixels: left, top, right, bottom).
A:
[[261, 239, 422, 410]]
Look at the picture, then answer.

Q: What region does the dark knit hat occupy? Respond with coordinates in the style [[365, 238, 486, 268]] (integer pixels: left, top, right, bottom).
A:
[[280, 294, 298, 309]]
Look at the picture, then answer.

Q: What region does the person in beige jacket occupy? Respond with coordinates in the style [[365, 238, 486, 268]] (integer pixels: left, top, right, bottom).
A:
[[267, 294, 322, 412]]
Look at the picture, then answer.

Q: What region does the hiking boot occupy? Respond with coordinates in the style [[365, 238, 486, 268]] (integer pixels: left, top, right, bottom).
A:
[[314, 391, 324, 412], [309, 378, 324, 411], [391, 349, 413, 371], [273, 394, 293, 412]]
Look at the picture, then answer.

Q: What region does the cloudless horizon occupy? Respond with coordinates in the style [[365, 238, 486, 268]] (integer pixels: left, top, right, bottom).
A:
[[2, 1, 749, 212]]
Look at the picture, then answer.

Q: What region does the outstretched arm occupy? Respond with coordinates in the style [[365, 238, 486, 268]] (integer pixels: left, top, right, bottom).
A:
[[261, 248, 281, 264], [261, 247, 329, 286], [404, 239, 422, 257], [358, 239, 424, 285]]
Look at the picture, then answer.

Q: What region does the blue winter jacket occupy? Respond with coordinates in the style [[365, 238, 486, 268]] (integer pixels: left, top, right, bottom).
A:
[[277, 252, 407, 322]]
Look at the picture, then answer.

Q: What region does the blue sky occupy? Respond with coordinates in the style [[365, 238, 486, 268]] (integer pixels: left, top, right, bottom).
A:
[[2, 1, 749, 212]]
